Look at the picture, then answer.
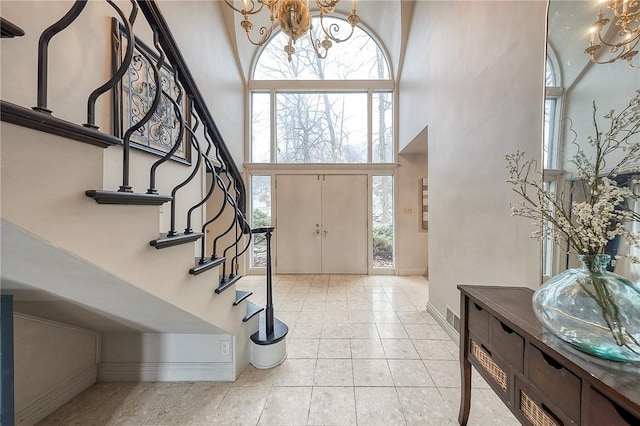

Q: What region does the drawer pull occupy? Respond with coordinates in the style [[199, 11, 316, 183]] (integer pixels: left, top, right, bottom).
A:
[[473, 303, 484, 311], [542, 353, 563, 370], [541, 403, 564, 426], [500, 322, 515, 334], [481, 343, 492, 356], [614, 402, 637, 424]]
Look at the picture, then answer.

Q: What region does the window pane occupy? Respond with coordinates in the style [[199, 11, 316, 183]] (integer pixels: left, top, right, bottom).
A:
[[254, 17, 390, 80], [276, 92, 367, 163], [544, 98, 557, 169], [372, 91, 393, 163], [545, 58, 556, 87], [373, 175, 394, 268], [251, 175, 271, 267], [251, 93, 270, 163], [542, 181, 555, 277]]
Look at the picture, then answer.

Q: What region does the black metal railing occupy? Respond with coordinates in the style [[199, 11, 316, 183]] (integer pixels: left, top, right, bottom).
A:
[[1, 0, 253, 284]]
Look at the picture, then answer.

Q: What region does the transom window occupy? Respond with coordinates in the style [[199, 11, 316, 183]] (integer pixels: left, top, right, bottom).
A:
[[249, 17, 394, 164]]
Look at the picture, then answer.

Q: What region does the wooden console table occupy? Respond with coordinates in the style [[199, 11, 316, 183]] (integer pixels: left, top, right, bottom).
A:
[[458, 285, 640, 426]]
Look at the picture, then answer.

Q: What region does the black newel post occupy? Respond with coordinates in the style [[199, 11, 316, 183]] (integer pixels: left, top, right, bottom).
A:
[[265, 228, 274, 335]]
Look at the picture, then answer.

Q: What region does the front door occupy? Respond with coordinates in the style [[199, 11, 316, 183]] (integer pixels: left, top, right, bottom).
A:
[[275, 174, 367, 274]]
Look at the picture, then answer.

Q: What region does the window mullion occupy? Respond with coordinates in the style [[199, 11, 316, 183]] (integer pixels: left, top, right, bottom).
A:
[[270, 89, 276, 164], [368, 89, 373, 163]]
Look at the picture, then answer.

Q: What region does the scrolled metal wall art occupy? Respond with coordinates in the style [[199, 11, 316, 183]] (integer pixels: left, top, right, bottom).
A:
[[111, 18, 191, 164]]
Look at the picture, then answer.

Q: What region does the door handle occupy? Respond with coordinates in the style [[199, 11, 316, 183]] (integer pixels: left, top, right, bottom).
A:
[[324, 230, 328, 237]]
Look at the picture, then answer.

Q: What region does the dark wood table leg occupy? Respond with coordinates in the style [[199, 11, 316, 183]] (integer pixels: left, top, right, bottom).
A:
[[459, 294, 471, 425], [459, 350, 471, 425]]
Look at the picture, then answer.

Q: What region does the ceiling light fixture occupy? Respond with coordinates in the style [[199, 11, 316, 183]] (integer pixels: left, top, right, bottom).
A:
[[224, 0, 360, 62], [585, 0, 639, 68]]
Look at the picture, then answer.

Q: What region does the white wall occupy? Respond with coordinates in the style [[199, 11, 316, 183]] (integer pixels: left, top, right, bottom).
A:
[[399, 1, 546, 321], [397, 153, 428, 275], [99, 333, 235, 382], [14, 314, 98, 426]]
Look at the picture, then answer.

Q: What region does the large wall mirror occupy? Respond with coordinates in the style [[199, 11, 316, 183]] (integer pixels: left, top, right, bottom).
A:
[[544, 0, 640, 280]]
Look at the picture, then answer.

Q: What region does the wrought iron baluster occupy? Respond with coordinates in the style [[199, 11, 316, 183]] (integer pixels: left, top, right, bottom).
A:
[[186, 123, 218, 234], [118, 27, 164, 192], [34, 0, 88, 114], [166, 107, 203, 237], [221, 216, 245, 280], [220, 205, 242, 282], [228, 215, 253, 278], [85, 0, 138, 129], [147, 72, 185, 195], [197, 174, 232, 264]]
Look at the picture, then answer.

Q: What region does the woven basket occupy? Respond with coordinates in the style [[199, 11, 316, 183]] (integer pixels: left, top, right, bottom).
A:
[[520, 390, 561, 426], [470, 340, 507, 391]]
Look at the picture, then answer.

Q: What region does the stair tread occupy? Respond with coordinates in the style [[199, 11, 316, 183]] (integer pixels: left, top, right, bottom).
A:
[[250, 313, 289, 345], [150, 232, 204, 249], [85, 189, 172, 205], [189, 256, 225, 275], [233, 290, 253, 306], [243, 301, 264, 322], [215, 274, 241, 294]]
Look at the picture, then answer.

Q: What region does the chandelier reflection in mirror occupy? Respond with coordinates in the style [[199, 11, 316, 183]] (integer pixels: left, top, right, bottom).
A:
[[224, 0, 360, 62], [585, 0, 639, 68]]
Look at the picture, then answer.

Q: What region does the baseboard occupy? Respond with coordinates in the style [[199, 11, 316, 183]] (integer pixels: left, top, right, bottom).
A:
[[427, 301, 459, 342], [97, 361, 234, 382], [16, 365, 96, 426], [397, 267, 428, 276]]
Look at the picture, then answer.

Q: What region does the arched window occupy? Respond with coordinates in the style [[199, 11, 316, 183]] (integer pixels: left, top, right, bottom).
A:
[[253, 17, 390, 81], [249, 17, 393, 164], [544, 52, 562, 170]]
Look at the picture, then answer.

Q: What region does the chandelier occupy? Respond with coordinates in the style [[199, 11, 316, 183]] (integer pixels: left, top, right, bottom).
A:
[[585, 0, 639, 68], [224, 0, 360, 61]]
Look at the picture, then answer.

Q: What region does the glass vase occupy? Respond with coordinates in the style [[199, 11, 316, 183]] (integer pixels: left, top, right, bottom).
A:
[[532, 254, 640, 362]]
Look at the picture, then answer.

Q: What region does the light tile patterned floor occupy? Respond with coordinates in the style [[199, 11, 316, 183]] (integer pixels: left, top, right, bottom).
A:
[[38, 275, 519, 425]]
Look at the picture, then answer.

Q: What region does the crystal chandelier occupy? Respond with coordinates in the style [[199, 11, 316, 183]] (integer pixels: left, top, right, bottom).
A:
[[224, 0, 360, 61], [585, 0, 639, 68]]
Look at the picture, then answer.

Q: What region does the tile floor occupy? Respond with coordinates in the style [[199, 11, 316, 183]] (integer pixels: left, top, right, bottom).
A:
[[38, 275, 519, 425]]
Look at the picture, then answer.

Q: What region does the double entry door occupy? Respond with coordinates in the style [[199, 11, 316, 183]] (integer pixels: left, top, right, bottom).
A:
[[276, 174, 368, 274]]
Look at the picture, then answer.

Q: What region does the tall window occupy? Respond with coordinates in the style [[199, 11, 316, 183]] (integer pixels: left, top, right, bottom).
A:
[[543, 52, 563, 279], [251, 175, 271, 267], [373, 175, 394, 268], [249, 17, 394, 164]]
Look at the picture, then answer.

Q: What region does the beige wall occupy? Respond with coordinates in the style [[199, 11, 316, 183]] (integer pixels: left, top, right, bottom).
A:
[[14, 314, 98, 426], [397, 153, 428, 275], [399, 1, 546, 320]]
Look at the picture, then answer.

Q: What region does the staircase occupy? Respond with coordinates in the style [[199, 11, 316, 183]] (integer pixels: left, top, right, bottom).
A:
[[0, 0, 281, 385]]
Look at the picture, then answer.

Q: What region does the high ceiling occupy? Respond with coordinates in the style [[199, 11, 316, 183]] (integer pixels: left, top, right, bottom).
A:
[[219, 0, 415, 82]]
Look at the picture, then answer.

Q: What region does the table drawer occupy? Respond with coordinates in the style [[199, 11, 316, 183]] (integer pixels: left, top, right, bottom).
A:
[[467, 299, 489, 341], [516, 379, 574, 426], [588, 387, 640, 426], [489, 315, 524, 372], [527, 343, 581, 423], [469, 338, 510, 403]]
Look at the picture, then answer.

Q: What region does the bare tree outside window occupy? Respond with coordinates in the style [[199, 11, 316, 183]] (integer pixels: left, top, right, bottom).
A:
[[373, 175, 394, 267], [276, 92, 367, 163], [254, 18, 389, 81], [251, 175, 271, 267]]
